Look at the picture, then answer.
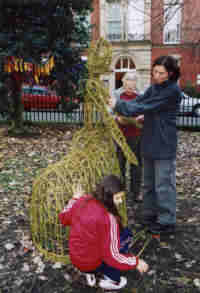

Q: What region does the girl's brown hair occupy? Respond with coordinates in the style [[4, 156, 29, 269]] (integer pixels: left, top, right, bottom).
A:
[[93, 175, 125, 229]]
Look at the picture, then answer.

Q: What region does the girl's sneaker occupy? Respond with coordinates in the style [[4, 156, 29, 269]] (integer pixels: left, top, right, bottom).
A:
[[99, 275, 127, 290], [85, 273, 96, 287]]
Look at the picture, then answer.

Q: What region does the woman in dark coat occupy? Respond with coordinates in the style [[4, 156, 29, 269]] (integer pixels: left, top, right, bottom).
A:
[[109, 56, 182, 234]]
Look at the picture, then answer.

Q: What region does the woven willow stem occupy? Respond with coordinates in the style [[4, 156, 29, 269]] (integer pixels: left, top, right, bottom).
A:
[[137, 234, 152, 258]]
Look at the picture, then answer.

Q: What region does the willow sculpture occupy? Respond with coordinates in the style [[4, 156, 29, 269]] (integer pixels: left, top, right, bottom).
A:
[[30, 38, 138, 264]]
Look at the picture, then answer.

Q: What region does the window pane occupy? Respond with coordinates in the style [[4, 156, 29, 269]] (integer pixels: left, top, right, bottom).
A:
[[107, 2, 122, 41], [123, 58, 128, 69], [116, 59, 121, 69], [108, 2, 121, 20], [115, 57, 136, 71], [164, 4, 181, 44], [129, 59, 135, 69], [127, 0, 145, 40]]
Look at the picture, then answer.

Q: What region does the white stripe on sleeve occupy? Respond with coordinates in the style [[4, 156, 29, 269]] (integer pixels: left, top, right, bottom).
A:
[[61, 199, 76, 213], [109, 214, 137, 266]]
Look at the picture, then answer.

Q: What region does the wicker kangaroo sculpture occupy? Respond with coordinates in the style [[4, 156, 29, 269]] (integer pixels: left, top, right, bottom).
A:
[[30, 38, 138, 264]]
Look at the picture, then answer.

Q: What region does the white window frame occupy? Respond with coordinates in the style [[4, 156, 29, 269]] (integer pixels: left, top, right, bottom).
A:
[[105, 0, 146, 42], [126, 0, 145, 41], [163, 0, 182, 44], [106, 0, 123, 41], [115, 56, 136, 72]]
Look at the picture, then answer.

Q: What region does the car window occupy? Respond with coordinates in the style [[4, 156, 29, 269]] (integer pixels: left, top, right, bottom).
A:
[[22, 87, 49, 95], [34, 89, 48, 95]]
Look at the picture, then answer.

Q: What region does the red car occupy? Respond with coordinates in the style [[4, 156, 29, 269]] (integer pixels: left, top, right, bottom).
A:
[[21, 85, 70, 111]]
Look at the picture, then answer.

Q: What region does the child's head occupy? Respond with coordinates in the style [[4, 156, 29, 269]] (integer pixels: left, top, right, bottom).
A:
[[93, 175, 125, 224]]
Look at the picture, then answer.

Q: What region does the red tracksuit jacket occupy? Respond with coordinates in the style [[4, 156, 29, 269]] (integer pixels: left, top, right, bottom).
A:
[[58, 195, 138, 272]]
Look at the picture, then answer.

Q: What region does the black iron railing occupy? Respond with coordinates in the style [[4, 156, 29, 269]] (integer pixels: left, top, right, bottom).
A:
[[1, 97, 200, 129]]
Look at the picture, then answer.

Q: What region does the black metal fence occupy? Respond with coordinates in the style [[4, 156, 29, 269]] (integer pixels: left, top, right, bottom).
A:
[[177, 93, 200, 129], [1, 108, 200, 130], [23, 107, 84, 124], [1, 95, 200, 129], [177, 114, 200, 129], [19, 92, 200, 128]]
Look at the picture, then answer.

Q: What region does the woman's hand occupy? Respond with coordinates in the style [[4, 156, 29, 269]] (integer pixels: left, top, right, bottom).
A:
[[137, 259, 149, 274], [116, 115, 127, 125], [108, 95, 117, 109], [135, 115, 144, 123], [116, 115, 143, 128]]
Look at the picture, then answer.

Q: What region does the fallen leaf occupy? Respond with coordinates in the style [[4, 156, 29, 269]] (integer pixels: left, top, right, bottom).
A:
[[193, 278, 200, 288], [52, 262, 62, 269], [38, 275, 48, 281], [5, 243, 15, 250], [21, 263, 30, 272]]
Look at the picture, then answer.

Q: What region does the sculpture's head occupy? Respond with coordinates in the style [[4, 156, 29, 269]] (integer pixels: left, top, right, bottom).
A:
[[87, 38, 112, 78]]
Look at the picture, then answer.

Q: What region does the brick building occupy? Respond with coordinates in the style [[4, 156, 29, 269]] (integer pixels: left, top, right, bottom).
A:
[[91, 0, 200, 93]]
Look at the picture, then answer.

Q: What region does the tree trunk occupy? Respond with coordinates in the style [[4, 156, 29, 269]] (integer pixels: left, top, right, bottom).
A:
[[6, 77, 39, 137], [12, 90, 24, 128], [7, 76, 25, 135]]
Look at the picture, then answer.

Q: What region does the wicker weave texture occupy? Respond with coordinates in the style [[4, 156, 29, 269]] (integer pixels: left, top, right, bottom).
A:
[[30, 38, 137, 263]]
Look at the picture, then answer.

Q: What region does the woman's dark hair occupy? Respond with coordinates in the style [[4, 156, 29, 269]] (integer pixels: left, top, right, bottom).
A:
[[93, 175, 124, 229], [152, 55, 181, 82]]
